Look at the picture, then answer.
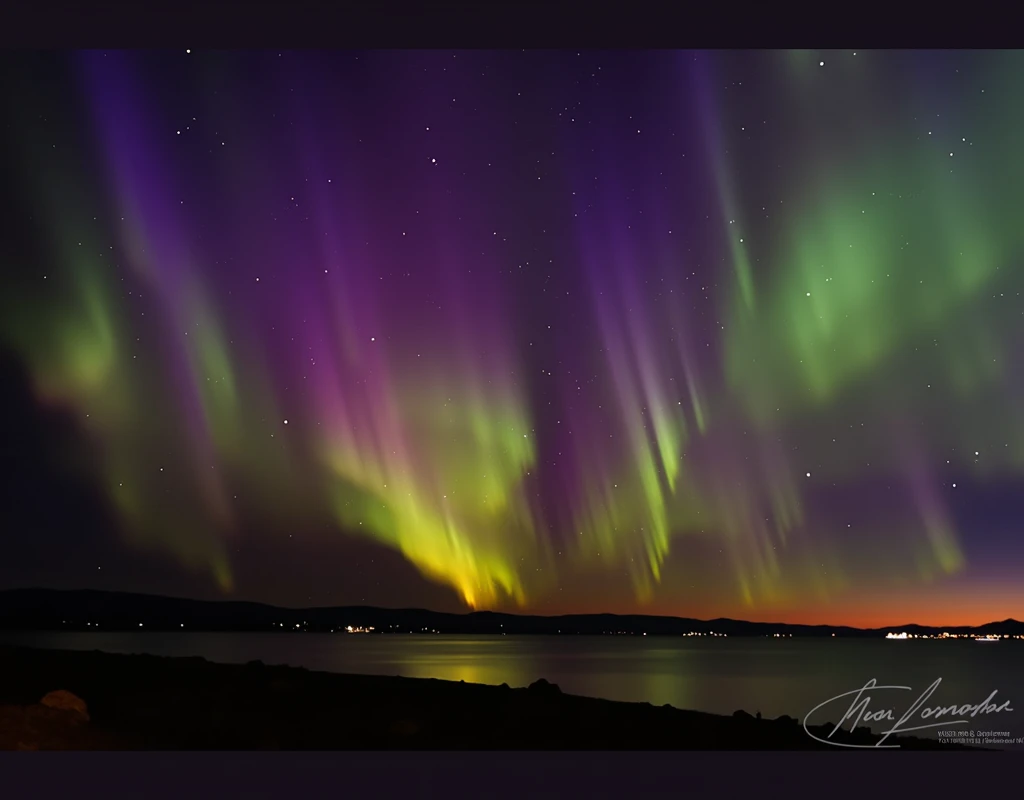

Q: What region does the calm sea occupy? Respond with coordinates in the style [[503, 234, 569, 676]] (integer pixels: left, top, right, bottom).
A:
[[2, 632, 1022, 748]]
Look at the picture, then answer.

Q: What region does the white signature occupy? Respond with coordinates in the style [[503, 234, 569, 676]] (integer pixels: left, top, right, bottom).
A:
[[803, 678, 1013, 748]]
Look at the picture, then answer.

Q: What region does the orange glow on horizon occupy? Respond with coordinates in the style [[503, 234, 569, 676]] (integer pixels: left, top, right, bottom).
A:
[[515, 588, 1024, 630]]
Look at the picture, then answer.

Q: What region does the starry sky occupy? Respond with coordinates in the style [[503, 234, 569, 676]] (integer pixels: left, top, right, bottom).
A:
[[1, 49, 1022, 627]]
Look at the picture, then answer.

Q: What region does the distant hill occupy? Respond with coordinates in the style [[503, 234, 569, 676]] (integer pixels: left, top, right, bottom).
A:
[[0, 588, 1021, 638]]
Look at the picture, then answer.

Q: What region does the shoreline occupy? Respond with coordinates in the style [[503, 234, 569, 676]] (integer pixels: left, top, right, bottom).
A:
[[3, 589, 1022, 640], [0, 644, 981, 750]]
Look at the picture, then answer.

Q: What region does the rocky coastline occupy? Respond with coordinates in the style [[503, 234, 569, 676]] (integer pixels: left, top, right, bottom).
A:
[[0, 645, 979, 750]]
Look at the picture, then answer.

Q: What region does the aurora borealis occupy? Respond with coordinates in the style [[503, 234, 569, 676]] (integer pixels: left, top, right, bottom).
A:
[[2, 49, 1023, 627]]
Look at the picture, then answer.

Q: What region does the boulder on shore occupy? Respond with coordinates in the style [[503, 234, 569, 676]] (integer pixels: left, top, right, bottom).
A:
[[40, 690, 89, 722]]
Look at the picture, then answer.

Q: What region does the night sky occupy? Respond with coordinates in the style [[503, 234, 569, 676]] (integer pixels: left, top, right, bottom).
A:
[[1, 49, 1022, 627]]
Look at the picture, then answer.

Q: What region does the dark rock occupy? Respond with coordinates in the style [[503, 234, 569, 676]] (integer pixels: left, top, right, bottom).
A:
[[732, 710, 754, 721], [776, 714, 796, 726], [528, 678, 561, 695], [0, 704, 114, 750], [246, 660, 265, 668], [40, 690, 89, 722]]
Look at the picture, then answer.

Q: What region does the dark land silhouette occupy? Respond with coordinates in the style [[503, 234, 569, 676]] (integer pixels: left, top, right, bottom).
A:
[[0, 644, 982, 750], [2, 588, 1022, 637]]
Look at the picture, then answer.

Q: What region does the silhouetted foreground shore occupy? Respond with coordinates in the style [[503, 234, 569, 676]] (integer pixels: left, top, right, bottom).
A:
[[0, 645, 977, 750]]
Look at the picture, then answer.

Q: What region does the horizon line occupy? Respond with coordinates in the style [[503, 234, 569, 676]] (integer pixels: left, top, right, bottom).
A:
[[1, 586, 1019, 632]]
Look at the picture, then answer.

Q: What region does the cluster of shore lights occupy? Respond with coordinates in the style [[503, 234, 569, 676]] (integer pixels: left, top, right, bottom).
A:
[[885, 631, 1021, 640], [268, 622, 376, 632]]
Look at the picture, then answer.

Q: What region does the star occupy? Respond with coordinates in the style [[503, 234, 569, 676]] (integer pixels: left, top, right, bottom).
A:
[[7, 47, 1024, 629]]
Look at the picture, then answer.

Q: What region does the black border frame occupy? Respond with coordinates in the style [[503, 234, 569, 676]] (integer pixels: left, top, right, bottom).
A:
[[0, 1, 1019, 49], [1, 1, 1021, 796], [3, 750, 1019, 798]]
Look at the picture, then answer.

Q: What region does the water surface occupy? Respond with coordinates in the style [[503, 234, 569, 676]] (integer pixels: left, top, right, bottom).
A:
[[3, 632, 1021, 748]]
